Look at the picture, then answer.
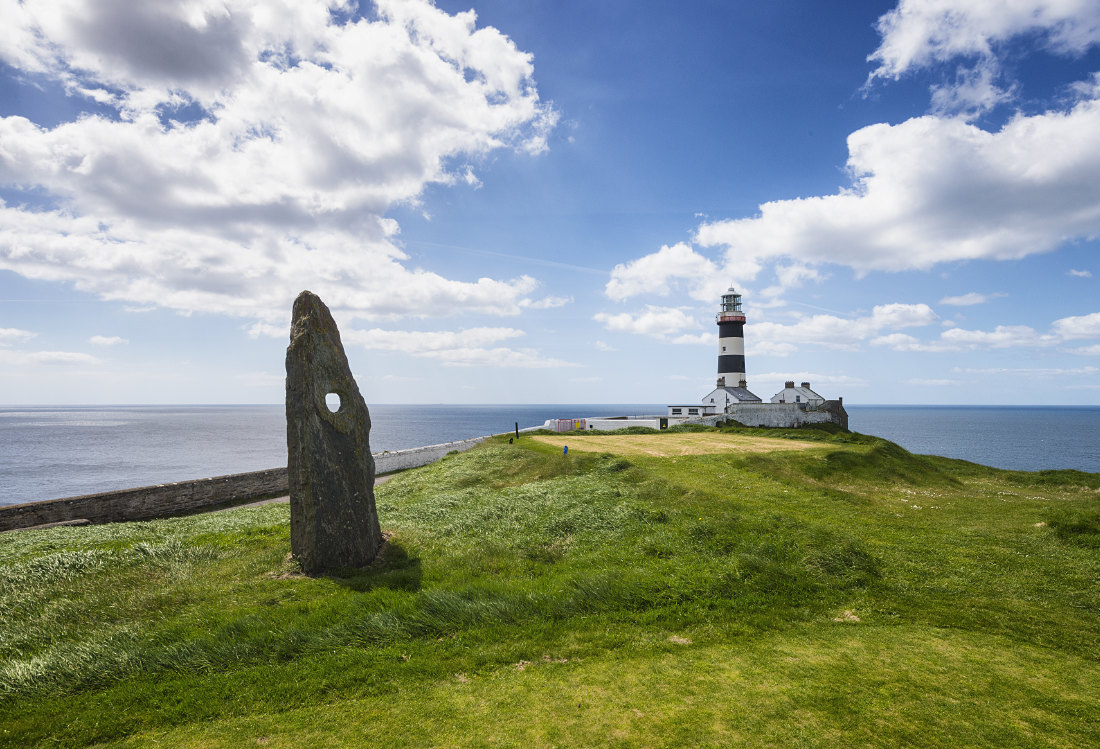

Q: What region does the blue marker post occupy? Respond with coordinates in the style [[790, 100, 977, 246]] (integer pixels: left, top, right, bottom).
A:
[[563, 445, 568, 455]]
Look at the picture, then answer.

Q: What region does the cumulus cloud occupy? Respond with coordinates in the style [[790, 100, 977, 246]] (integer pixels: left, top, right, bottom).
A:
[[751, 304, 938, 351], [593, 305, 702, 340], [868, 0, 1100, 81], [89, 335, 127, 345], [872, 309, 1100, 351], [604, 243, 723, 302], [1051, 311, 1100, 339], [603, 1, 1100, 305], [696, 101, 1100, 276], [928, 60, 1016, 117], [0, 0, 556, 324], [0, 328, 36, 346], [1068, 268, 1093, 277], [870, 332, 954, 352], [941, 324, 1056, 348], [868, 1, 1100, 114]]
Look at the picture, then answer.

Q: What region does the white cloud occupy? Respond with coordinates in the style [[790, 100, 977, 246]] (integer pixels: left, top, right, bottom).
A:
[[1068, 268, 1093, 277], [751, 303, 938, 351], [868, 0, 1100, 81], [668, 333, 711, 345], [593, 305, 701, 339], [695, 100, 1100, 276], [941, 324, 1055, 348], [520, 295, 572, 310], [89, 335, 127, 345], [604, 243, 722, 302], [0, 0, 555, 324], [905, 378, 958, 386], [1051, 311, 1100, 339], [593, 340, 616, 352], [871, 332, 955, 352], [246, 321, 288, 339], [0, 327, 35, 346], [928, 60, 1016, 117], [939, 292, 1003, 306], [874, 309, 1100, 352]]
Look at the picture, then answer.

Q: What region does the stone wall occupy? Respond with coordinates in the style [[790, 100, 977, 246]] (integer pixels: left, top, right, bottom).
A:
[[0, 468, 289, 532], [373, 435, 489, 473], [687, 400, 848, 430], [1, 435, 492, 533]]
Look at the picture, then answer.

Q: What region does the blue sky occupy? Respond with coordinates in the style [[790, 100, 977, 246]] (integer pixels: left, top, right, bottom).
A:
[[1, 0, 1098, 405]]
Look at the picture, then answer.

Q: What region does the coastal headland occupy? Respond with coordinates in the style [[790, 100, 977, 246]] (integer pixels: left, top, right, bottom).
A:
[[1, 422, 1096, 747]]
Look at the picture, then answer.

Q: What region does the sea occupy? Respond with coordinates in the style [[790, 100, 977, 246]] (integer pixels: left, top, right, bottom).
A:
[[1, 404, 1098, 506]]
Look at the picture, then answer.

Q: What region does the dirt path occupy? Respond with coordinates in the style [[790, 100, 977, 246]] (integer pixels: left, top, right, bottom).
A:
[[528, 433, 822, 457]]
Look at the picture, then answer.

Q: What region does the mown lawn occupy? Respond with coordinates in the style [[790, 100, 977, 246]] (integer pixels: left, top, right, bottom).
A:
[[1, 425, 1097, 747]]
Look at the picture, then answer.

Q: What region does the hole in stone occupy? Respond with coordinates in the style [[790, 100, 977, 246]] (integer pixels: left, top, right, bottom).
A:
[[325, 392, 342, 413]]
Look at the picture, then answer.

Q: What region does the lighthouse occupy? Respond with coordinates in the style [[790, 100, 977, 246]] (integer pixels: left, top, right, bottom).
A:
[[702, 287, 761, 410], [717, 287, 747, 389]]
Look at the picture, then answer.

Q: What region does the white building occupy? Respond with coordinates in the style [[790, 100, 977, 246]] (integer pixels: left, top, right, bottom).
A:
[[770, 381, 825, 406], [701, 385, 761, 411]]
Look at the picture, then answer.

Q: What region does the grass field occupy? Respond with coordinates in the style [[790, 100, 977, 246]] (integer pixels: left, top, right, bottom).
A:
[[1, 424, 1097, 747]]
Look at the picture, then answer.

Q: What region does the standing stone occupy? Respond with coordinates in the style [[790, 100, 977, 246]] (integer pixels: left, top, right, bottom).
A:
[[286, 290, 382, 573]]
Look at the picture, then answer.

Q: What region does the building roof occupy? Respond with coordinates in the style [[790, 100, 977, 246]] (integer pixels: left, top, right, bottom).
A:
[[716, 386, 762, 403], [771, 385, 824, 403]]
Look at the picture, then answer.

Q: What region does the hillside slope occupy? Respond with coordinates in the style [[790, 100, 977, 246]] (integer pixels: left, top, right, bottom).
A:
[[1, 426, 1097, 747]]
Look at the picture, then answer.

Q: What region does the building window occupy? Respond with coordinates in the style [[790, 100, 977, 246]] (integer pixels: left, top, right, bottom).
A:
[[710, 398, 714, 403], [671, 408, 681, 415], [688, 408, 699, 415], [722, 346, 726, 351], [795, 395, 800, 403]]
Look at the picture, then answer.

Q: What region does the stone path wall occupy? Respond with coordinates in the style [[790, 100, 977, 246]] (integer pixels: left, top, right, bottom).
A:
[[0, 435, 491, 533]]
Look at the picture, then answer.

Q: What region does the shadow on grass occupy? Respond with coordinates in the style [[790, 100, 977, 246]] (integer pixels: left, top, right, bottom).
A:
[[327, 539, 423, 592]]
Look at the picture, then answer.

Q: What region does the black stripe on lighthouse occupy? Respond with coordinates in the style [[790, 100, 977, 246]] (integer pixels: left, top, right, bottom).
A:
[[717, 321, 744, 337], [717, 355, 746, 373]]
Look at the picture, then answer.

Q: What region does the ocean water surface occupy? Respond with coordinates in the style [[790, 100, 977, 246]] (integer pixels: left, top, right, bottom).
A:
[[0, 404, 658, 505], [1, 404, 1097, 506]]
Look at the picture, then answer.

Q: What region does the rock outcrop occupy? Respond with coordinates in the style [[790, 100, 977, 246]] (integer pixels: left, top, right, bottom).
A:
[[285, 290, 382, 573]]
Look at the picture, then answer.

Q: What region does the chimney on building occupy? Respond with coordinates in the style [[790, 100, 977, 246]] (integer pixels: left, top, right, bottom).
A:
[[785, 380, 795, 389], [801, 382, 811, 389]]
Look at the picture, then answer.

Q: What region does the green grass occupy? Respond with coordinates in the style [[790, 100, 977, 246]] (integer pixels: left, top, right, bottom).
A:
[[1, 429, 1097, 747]]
